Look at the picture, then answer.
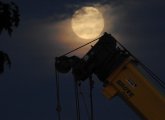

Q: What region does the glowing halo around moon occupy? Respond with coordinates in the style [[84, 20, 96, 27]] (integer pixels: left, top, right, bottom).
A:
[[71, 6, 104, 40]]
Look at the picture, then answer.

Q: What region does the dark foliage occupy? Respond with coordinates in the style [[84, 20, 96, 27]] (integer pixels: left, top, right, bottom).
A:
[[0, 1, 20, 36], [0, 1, 20, 74], [0, 51, 11, 74]]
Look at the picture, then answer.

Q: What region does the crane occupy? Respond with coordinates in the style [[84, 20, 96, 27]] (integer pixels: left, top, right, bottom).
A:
[[55, 32, 165, 120]]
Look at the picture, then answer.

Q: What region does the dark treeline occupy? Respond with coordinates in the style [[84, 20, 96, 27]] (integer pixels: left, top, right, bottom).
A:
[[0, 1, 20, 74]]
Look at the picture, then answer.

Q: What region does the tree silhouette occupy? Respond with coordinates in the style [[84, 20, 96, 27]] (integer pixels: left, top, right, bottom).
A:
[[0, 1, 20, 36], [0, 1, 20, 74], [0, 51, 11, 74]]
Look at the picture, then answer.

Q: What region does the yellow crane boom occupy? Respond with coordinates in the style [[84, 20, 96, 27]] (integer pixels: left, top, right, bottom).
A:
[[103, 57, 165, 120], [55, 32, 165, 120]]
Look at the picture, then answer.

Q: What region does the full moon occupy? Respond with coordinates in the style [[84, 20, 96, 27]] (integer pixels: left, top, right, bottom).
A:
[[71, 6, 104, 39]]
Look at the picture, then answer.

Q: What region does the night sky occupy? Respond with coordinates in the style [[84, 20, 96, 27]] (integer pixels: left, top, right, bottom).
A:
[[0, 0, 165, 120]]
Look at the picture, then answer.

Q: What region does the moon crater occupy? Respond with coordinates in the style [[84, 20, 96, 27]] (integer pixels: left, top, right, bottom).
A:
[[71, 7, 104, 39]]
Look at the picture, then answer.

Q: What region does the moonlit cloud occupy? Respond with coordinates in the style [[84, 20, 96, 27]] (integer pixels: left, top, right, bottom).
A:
[[51, 2, 123, 43], [51, 19, 95, 56]]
